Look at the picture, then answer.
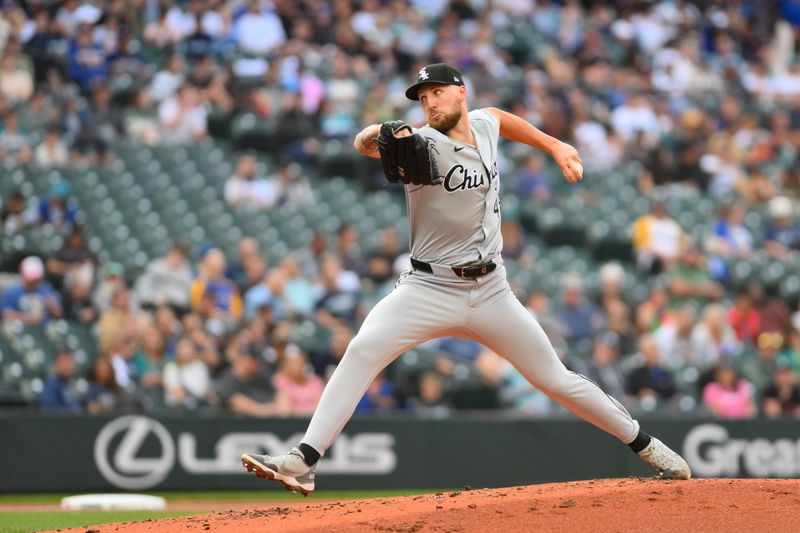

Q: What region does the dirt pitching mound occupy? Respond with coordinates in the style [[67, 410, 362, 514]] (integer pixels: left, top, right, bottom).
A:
[[53, 478, 800, 533]]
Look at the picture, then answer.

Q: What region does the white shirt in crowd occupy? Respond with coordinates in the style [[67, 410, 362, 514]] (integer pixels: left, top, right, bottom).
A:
[[234, 9, 286, 55], [163, 359, 211, 406], [225, 176, 279, 211], [34, 139, 69, 166], [158, 98, 207, 144]]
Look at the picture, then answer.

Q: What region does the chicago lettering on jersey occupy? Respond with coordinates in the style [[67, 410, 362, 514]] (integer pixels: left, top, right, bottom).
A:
[[443, 164, 486, 192]]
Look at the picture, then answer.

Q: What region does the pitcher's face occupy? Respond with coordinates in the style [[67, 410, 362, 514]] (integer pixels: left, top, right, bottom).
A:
[[418, 84, 465, 134]]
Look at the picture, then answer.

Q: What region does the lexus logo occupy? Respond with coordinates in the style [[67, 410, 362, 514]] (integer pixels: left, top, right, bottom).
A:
[[94, 416, 175, 490]]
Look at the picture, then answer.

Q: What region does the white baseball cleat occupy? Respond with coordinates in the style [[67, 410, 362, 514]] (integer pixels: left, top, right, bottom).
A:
[[241, 447, 316, 496], [638, 437, 692, 480]]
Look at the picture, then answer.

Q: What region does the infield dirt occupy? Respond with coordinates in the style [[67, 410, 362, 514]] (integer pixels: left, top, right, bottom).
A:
[[51, 478, 800, 533]]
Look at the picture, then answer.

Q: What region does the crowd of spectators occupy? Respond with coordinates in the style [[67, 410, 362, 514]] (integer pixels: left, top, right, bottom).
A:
[[3, 0, 800, 420]]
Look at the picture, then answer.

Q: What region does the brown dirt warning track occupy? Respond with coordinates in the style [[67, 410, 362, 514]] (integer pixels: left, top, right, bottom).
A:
[[51, 478, 800, 533]]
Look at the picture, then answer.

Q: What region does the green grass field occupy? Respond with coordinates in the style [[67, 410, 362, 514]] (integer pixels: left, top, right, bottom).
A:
[[0, 510, 197, 533], [0, 490, 438, 533]]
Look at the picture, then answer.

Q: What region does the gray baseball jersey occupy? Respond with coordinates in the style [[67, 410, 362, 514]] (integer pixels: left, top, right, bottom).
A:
[[406, 109, 501, 266]]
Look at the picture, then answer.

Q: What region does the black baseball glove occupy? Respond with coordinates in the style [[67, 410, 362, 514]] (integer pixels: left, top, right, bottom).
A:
[[376, 120, 437, 186]]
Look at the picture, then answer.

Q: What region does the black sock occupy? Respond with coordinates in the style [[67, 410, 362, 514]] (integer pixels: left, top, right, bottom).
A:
[[298, 443, 321, 466], [628, 431, 652, 454]]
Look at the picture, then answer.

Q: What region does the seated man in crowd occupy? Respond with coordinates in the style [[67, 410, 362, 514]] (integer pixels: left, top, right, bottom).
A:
[[135, 241, 193, 312], [213, 350, 290, 417], [625, 335, 677, 404], [190, 247, 242, 332], [632, 193, 684, 274], [1, 256, 62, 325], [39, 351, 81, 413]]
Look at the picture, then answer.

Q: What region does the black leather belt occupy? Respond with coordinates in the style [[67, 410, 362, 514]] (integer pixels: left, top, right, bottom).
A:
[[410, 257, 497, 279]]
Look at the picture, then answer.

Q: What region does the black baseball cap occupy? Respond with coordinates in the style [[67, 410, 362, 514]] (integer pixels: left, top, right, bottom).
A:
[[405, 63, 465, 101]]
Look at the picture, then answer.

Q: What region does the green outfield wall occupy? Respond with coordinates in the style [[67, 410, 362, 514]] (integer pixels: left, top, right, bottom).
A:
[[1, 414, 798, 492]]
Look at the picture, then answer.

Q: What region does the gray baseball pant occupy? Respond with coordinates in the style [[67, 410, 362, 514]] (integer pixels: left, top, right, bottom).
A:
[[301, 264, 640, 454]]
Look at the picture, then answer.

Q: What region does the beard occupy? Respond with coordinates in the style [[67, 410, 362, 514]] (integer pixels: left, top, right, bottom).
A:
[[429, 108, 462, 133]]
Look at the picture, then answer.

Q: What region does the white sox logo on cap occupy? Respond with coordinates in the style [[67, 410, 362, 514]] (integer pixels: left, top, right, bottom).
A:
[[418, 67, 429, 80]]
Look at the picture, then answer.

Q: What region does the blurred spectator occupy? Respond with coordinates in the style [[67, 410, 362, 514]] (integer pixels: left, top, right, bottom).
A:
[[70, 84, 122, 164], [653, 304, 697, 370], [763, 196, 800, 257], [158, 84, 207, 144], [227, 237, 266, 292], [22, 11, 64, 82], [164, 338, 212, 408], [610, 94, 660, 147], [34, 123, 69, 166], [595, 262, 628, 311], [702, 362, 756, 419], [270, 255, 316, 317], [234, 0, 286, 56], [363, 229, 402, 287], [632, 193, 684, 274], [46, 225, 96, 292], [37, 179, 78, 233], [558, 274, 602, 347], [133, 326, 167, 390], [150, 53, 185, 102], [125, 86, 160, 145], [39, 351, 81, 413], [0, 109, 32, 164], [314, 254, 361, 329], [738, 167, 778, 206], [742, 332, 785, 392], [85, 356, 136, 414], [310, 324, 352, 380], [667, 243, 724, 306], [213, 351, 290, 417], [625, 335, 677, 403], [1, 256, 62, 325], [190, 247, 242, 327], [62, 262, 97, 325], [97, 287, 140, 356], [67, 22, 108, 94], [515, 153, 551, 201], [726, 289, 762, 345], [336, 223, 362, 273], [355, 371, 397, 413], [224, 154, 279, 211], [762, 359, 800, 418], [0, 189, 35, 233], [0, 49, 34, 103], [272, 346, 324, 416], [601, 299, 637, 357], [275, 93, 319, 165], [181, 312, 221, 372], [690, 304, 740, 368], [93, 261, 127, 314], [153, 305, 181, 358], [704, 202, 753, 281], [134, 241, 193, 312], [408, 371, 451, 418], [585, 331, 627, 401], [273, 162, 315, 209]]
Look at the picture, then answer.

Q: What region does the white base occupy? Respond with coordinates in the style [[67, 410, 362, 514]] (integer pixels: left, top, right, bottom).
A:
[[60, 494, 167, 511]]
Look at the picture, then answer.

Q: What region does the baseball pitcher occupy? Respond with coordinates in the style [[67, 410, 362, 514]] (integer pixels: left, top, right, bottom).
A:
[[242, 63, 691, 495]]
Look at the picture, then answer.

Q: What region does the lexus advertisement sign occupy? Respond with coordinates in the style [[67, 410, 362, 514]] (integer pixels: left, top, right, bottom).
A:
[[0, 415, 797, 492]]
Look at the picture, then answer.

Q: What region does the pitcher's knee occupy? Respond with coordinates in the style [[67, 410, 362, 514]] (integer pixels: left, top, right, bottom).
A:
[[532, 369, 579, 398], [340, 334, 386, 366]]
